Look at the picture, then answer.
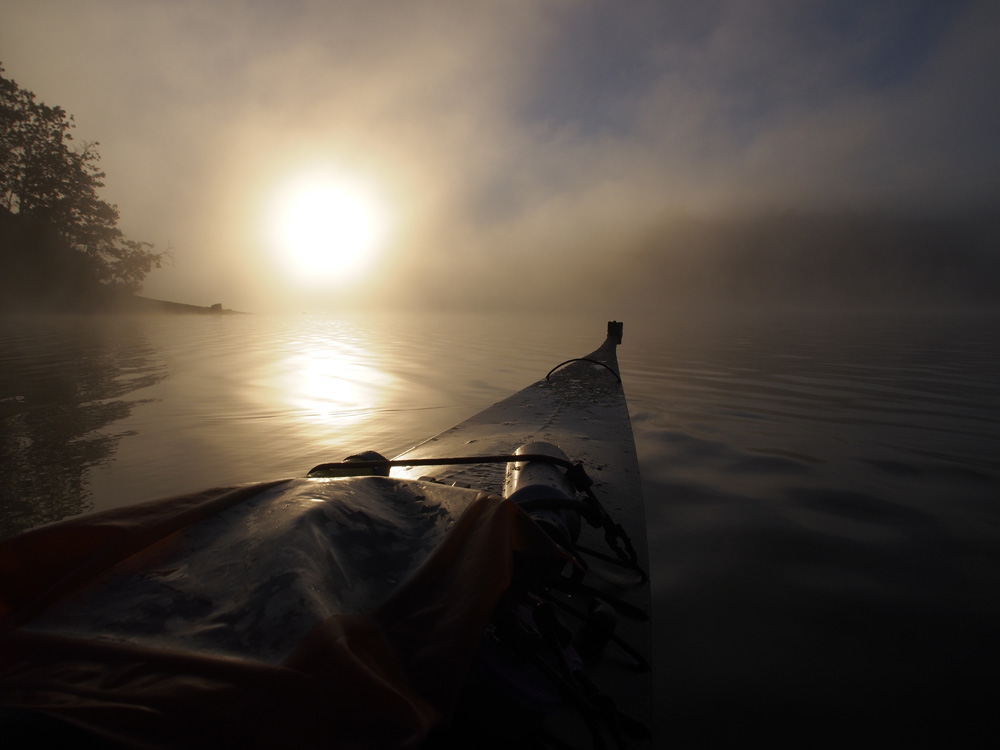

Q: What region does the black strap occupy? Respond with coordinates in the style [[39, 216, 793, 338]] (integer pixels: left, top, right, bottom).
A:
[[545, 358, 621, 383]]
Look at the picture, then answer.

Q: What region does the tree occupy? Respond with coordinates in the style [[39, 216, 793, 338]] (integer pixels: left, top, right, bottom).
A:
[[0, 63, 162, 293]]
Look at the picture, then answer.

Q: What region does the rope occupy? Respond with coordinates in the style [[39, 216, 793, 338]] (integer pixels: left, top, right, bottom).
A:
[[545, 358, 621, 383]]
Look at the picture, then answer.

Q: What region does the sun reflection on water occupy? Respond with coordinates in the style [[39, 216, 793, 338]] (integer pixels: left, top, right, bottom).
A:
[[279, 339, 392, 430]]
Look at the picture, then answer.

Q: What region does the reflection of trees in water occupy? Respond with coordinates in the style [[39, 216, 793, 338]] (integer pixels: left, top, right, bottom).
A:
[[0, 316, 166, 538]]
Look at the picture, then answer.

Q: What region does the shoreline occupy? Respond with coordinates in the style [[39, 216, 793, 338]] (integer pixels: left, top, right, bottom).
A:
[[0, 295, 246, 315], [121, 296, 245, 314]]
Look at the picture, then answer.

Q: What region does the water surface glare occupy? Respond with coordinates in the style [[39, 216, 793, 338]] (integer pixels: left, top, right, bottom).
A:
[[1, 310, 998, 742]]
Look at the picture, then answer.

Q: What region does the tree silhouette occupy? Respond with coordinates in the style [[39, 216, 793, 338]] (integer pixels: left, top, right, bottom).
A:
[[0, 63, 162, 297]]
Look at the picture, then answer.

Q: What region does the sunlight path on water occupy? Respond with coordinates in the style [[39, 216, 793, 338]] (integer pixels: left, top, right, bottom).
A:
[[71, 312, 595, 513]]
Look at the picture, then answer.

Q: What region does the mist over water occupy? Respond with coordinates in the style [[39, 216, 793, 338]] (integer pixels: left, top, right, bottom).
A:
[[2, 309, 998, 742]]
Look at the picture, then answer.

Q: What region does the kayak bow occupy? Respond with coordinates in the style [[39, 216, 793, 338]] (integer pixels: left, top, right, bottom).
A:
[[0, 321, 651, 748]]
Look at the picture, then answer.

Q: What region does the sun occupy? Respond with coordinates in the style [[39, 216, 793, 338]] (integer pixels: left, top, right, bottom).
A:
[[266, 171, 388, 285]]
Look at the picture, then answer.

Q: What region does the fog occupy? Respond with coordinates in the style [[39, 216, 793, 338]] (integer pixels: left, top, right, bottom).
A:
[[2, 0, 997, 313]]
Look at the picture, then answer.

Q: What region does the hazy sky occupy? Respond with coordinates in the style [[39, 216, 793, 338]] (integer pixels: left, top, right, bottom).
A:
[[2, 1, 998, 312]]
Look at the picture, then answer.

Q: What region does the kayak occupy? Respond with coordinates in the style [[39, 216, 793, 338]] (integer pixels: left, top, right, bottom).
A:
[[0, 321, 651, 748]]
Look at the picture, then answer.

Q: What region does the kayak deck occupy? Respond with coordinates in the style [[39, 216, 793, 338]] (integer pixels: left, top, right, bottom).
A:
[[394, 322, 652, 747], [395, 324, 641, 501]]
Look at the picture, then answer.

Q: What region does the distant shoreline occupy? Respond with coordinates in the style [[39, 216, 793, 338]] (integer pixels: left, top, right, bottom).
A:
[[121, 296, 246, 315], [0, 294, 246, 315]]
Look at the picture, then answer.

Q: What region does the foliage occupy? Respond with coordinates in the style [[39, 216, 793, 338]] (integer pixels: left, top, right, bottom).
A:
[[0, 63, 161, 293]]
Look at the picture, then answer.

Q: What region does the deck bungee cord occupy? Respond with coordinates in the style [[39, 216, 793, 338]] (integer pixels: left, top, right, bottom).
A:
[[545, 358, 622, 383]]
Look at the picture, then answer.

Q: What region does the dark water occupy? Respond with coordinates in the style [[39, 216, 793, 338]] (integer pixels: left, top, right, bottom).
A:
[[625, 312, 1000, 743], [2, 310, 999, 743]]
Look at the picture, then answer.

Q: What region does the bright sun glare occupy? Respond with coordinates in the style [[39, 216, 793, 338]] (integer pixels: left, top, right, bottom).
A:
[[267, 171, 388, 285]]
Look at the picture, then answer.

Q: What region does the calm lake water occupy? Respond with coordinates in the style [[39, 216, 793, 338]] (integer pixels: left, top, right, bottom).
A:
[[2, 309, 999, 743]]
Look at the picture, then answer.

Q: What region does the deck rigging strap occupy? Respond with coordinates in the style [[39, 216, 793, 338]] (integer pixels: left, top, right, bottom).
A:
[[309, 453, 579, 475], [492, 593, 649, 748]]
